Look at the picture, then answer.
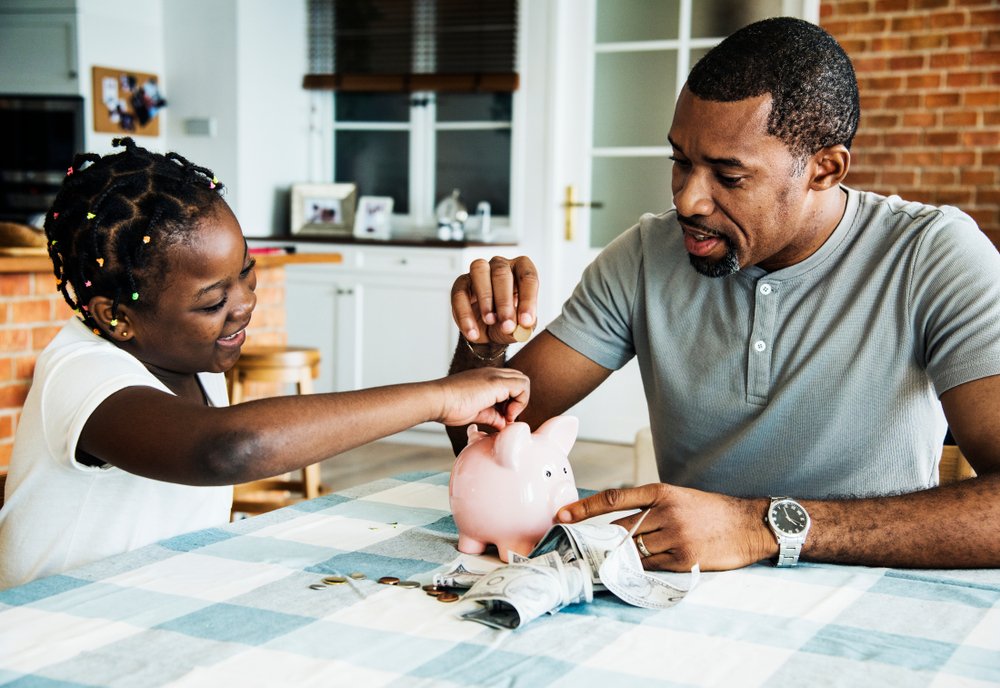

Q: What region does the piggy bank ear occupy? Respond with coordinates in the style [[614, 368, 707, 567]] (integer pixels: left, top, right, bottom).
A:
[[493, 422, 531, 470], [534, 416, 579, 455], [466, 424, 489, 447]]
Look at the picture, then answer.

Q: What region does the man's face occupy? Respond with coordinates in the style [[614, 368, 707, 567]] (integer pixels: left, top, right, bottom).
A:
[[668, 88, 818, 276]]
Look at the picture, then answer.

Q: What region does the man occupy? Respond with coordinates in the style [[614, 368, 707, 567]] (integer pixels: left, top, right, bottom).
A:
[[448, 17, 1000, 572]]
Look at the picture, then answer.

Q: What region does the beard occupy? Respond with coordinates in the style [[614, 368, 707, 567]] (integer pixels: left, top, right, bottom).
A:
[[685, 231, 741, 278]]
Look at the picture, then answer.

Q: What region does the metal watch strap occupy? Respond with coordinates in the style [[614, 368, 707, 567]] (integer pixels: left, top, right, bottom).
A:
[[775, 539, 804, 567]]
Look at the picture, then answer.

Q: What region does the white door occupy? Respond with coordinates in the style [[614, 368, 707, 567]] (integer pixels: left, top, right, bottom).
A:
[[531, 0, 817, 444]]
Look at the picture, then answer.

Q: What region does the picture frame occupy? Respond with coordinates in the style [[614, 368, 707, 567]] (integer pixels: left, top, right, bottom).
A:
[[290, 183, 357, 236], [353, 195, 394, 240]]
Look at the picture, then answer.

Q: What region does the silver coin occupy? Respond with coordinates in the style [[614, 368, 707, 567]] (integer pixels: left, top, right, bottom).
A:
[[397, 580, 420, 588], [349, 572, 367, 580], [308, 583, 327, 590]]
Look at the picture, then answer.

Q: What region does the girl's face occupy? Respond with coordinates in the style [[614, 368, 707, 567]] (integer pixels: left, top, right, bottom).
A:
[[126, 203, 257, 378]]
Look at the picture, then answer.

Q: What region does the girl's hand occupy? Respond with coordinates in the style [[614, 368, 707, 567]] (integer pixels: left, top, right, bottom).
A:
[[433, 367, 530, 429]]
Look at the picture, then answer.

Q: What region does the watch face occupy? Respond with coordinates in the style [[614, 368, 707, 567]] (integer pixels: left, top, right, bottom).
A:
[[769, 500, 809, 535]]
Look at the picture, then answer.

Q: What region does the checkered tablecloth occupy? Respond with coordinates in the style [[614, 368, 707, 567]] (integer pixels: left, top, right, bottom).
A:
[[1, 471, 998, 686]]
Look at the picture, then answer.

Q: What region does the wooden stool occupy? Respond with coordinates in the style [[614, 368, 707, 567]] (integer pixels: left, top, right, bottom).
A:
[[227, 346, 325, 518]]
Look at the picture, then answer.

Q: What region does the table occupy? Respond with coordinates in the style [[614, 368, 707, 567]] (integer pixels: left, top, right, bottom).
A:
[[1, 471, 998, 686]]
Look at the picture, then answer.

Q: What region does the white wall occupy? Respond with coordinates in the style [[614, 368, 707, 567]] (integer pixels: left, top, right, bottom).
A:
[[76, 0, 164, 153]]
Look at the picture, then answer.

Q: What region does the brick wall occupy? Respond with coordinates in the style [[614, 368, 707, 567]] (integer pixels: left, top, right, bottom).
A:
[[821, 0, 1000, 247], [0, 264, 288, 471]]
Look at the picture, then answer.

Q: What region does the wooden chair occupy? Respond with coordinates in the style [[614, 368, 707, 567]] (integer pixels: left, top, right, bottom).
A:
[[631, 427, 977, 487], [227, 346, 326, 518]]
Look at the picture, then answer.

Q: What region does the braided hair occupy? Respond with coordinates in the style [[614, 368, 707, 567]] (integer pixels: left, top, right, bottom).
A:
[[44, 137, 225, 335]]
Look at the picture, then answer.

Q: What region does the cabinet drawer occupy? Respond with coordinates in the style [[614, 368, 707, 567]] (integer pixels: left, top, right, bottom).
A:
[[360, 250, 459, 274]]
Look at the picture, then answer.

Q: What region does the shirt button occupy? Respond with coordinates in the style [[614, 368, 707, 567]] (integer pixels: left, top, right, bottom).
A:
[[754, 340, 767, 352], [759, 284, 772, 295]]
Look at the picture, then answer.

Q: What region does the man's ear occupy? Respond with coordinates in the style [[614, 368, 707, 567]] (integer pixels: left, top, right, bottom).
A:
[[88, 295, 134, 342], [809, 144, 850, 191]]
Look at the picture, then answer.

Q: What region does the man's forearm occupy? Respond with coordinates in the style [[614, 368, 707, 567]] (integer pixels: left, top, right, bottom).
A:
[[799, 474, 1000, 568]]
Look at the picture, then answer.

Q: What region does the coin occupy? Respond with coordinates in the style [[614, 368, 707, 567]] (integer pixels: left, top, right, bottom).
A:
[[423, 585, 444, 596], [436, 592, 460, 603], [398, 580, 420, 589], [349, 572, 367, 580], [322, 575, 347, 585], [308, 583, 327, 590], [378, 576, 400, 585]]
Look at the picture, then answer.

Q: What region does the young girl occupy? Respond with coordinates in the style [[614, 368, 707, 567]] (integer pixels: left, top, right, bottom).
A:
[[0, 138, 529, 589]]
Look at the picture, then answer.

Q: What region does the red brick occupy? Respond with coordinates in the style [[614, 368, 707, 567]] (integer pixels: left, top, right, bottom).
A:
[[853, 56, 889, 72], [978, 189, 1000, 204], [0, 275, 30, 297], [901, 151, 942, 166], [926, 131, 961, 146], [923, 170, 958, 185], [839, 38, 870, 54], [0, 414, 12, 441], [985, 111, 1000, 125], [962, 129, 1000, 146], [872, 35, 909, 51], [970, 9, 1000, 24], [906, 73, 941, 89], [947, 71, 985, 87], [890, 55, 926, 71], [971, 50, 1000, 66], [966, 90, 1000, 106], [30, 326, 61, 351], [940, 150, 976, 167], [0, 329, 30, 353], [915, 0, 953, 7], [950, 31, 987, 49], [884, 170, 919, 186], [865, 75, 904, 90], [930, 12, 971, 29], [886, 93, 923, 108], [886, 131, 923, 147], [0, 442, 12, 468], [0, 358, 11, 382], [864, 151, 901, 166], [0, 383, 30, 408], [961, 169, 997, 185], [987, 30, 1000, 47], [935, 189, 974, 205], [903, 112, 937, 127], [14, 356, 35, 381], [10, 299, 53, 324], [930, 52, 968, 68], [846, 170, 878, 186], [837, 1, 874, 15], [910, 34, 946, 50], [851, 17, 889, 33], [984, 151, 1000, 165], [942, 110, 978, 125], [892, 15, 927, 32], [876, 0, 911, 10], [925, 92, 962, 108]]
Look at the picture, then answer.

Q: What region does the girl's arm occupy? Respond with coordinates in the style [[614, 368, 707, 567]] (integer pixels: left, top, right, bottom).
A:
[[78, 367, 529, 485]]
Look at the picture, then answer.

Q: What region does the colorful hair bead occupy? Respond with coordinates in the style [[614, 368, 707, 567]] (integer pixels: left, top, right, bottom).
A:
[[96, 258, 104, 267], [110, 318, 118, 327], [86, 212, 96, 220], [142, 235, 150, 244], [53, 212, 59, 219], [131, 292, 139, 301], [209, 176, 219, 189], [82, 304, 89, 312], [67, 167, 74, 175], [50, 240, 57, 246], [84, 280, 92, 287], [92, 328, 100, 335]]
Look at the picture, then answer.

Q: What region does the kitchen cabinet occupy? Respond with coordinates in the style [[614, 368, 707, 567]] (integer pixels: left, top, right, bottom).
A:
[[0, 1, 78, 95], [285, 243, 502, 440]]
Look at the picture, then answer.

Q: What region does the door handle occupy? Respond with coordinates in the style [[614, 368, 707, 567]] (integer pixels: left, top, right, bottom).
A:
[[561, 185, 604, 241]]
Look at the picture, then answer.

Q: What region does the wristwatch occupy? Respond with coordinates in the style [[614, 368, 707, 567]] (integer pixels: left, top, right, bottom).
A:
[[766, 496, 811, 567]]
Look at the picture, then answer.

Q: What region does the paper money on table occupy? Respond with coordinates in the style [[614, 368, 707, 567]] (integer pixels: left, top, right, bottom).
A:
[[458, 522, 699, 629]]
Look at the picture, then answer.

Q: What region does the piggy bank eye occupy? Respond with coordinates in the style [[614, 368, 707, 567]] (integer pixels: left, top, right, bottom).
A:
[[563, 467, 568, 474], [545, 470, 552, 478]]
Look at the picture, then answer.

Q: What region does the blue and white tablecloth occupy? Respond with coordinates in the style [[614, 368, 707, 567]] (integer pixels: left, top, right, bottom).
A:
[[1, 471, 998, 686]]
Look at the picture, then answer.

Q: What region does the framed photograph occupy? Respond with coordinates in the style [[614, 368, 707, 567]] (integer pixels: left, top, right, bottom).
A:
[[290, 183, 357, 236], [353, 196, 394, 240]]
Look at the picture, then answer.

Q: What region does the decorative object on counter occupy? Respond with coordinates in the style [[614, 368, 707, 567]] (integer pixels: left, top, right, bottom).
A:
[[474, 201, 492, 240], [450, 416, 580, 562], [92, 66, 165, 137], [353, 195, 394, 240], [291, 183, 357, 236], [436, 188, 468, 241], [0, 221, 47, 256]]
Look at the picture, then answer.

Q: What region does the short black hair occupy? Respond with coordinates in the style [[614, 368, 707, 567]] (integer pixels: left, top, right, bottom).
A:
[[44, 137, 225, 334], [687, 17, 859, 162]]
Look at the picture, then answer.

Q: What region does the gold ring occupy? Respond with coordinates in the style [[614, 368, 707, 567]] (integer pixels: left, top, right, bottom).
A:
[[635, 533, 652, 558]]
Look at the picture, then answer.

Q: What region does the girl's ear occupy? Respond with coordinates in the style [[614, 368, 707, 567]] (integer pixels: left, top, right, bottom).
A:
[[88, 296, 134, 342], [808, 144, 850, 191]]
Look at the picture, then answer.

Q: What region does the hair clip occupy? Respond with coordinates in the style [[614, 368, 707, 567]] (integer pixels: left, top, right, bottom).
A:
[[92, 328, 100, 336], [96, 258, 104, 267], [110, 318, 118, 328], [53, 212, 59, 219], [67, 167, 74, 176], [210, 176, 219, 189], [131, 292, 139, 301], [56, 279, 62, 286], [82, 305, 89, 312], [86, 212, 96, 220], [84, 280, 92, 287], [142, 235, 150, 244], [50, 240, 57, 246]]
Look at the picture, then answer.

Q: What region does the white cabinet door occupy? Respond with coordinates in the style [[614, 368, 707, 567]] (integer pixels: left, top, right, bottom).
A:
[[0, 12, 78, 94], [285, 267, 341, 395]]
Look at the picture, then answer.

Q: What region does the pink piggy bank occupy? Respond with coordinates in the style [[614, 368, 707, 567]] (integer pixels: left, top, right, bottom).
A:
[[449, 416, 580, 562]]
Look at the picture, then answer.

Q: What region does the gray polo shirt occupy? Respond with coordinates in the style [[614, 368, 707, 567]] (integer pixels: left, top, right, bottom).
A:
[[547, 187, 1000, 499]]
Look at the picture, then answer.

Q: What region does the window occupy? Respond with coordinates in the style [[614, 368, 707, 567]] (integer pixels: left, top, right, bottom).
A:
[[306, 0, 518, 230]]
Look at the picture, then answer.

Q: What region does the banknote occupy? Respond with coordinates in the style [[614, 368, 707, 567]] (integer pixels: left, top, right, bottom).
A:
[[459, 521, 699, 628]]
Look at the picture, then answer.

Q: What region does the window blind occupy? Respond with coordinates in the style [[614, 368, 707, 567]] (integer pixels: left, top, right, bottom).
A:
[[304, 0, 519, 92]]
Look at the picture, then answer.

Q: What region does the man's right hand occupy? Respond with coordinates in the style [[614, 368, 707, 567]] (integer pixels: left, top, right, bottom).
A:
[[451, 256, 539, 344]]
